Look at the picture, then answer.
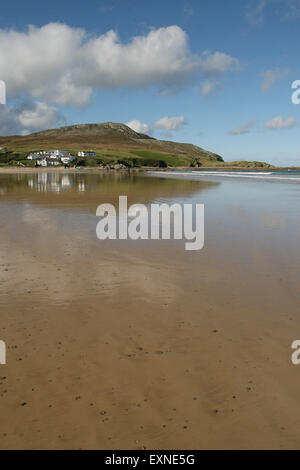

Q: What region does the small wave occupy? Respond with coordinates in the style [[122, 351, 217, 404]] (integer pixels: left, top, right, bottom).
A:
[[148, 171, 300, 182], [191, 171, 274, 176]]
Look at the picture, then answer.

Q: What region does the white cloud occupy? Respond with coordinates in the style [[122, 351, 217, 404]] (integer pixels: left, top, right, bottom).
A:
[[199, 51, 240, 74], [126, 115, 186, 137], [261, 67, 287, 92], [285, 0, 300, 18], [198, 52, 240, 96], [0, 23, 241, 107], [126, 120, 150, 134], [0, 105, 21, 136], [18, 101, 61, 130], [0, 101, 63, 136], [183, 3, 194, 21], [153, 116, 186, 131], [245, 0, 268, 25], [201, 79, 219, 97], [229, 121, 256, 135], [246, 0, 300, 25], [0, 23, 241, 135], [264, 116, 297, 130]]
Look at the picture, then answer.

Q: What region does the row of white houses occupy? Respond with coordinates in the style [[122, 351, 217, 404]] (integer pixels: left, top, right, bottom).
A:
[[27, 149, 97, 167], [78, 151, 96, 157]]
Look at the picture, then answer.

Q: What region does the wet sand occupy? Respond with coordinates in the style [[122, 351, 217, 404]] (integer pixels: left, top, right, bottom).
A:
[[1, 171, 300, 449]]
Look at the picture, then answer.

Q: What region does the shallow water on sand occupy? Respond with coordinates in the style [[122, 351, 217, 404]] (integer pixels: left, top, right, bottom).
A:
[[1, 170, 300, 449]]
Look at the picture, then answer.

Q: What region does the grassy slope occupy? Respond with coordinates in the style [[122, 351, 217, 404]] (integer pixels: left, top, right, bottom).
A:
[[0, 146, 200, 167], [0, 139, 221, 167]]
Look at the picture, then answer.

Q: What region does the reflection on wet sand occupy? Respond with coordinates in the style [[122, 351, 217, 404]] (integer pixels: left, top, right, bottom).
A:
[[0, 171, 216, 308], [0, 171, 218, 212], [1, 171, 300, 450]]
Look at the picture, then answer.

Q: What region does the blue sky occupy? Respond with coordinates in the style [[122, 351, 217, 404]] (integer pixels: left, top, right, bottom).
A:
[[0, 0, 300, 165]]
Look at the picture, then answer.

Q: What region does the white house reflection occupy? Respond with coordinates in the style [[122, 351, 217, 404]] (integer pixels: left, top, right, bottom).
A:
[[27, 172, 85, 193]]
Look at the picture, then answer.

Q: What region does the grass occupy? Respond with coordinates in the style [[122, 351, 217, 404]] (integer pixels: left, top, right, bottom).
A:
[[0, 145, 272, 169], [0, 147, 194, 167]]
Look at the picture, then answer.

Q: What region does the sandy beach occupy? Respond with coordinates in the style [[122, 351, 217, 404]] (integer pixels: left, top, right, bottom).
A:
[[1, 170, 300, 449]]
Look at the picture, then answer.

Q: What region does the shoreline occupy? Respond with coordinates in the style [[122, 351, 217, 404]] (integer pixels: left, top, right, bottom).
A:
[[0, 165, 297, 174]]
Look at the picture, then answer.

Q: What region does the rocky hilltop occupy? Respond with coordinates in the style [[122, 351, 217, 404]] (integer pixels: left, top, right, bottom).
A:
[[31, 122, 154, 141]]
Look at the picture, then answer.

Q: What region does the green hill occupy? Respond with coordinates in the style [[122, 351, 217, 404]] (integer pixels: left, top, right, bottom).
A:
[[0, 122, 271, 168]]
